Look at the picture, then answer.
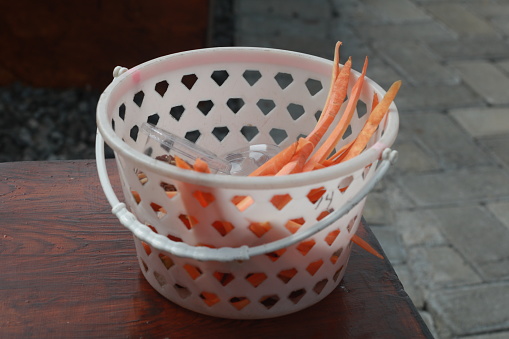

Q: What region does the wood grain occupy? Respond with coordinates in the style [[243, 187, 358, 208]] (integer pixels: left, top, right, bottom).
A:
[[0, 1, 209, 88], [0, 160, 433, 338]]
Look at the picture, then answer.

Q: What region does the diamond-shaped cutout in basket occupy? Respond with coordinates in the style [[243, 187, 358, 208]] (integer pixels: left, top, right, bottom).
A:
[[285, 217, 305, 234], [231, 195, 254, 212], [213, 272, 235, 286], [211, 220, 235, 236], [270, 194, 292, 210], [245, 273, 267, 287], [248, 222, 272, 238]]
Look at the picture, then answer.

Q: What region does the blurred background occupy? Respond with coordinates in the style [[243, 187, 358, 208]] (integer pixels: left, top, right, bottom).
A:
[[3, 1, 509, 338], [0, 0, 233, 162]]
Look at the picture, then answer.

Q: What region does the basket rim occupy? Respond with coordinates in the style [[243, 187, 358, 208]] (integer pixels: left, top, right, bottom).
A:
[[96, 46, 399, 190]]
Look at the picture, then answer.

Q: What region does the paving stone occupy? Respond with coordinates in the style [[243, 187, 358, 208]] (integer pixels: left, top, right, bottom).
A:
[[408, 246, 481, 288], [486, 201, 509, 231], [460, 331, 509, 339], [400, 167, 509, 206], [478, 134, 509, 168], [379, 176, 417, 210], [370, 226, 407, 265], [395, 83, 483, 112], [427, 282, 509, 337], [360, 0, 432, 24], [450, 107, 509, 138], [399, 112, 494, 169], [490, 16, 509, 36], [394, 209, 448, 247], [374, 41, 460, 86], [428, 38, 509, 60], [236, 15, 329, 40], [393, 264, 425, 309], [423, 3, 501, 38], [399, 167, 509, 207], [355, 21, 457, 43], [363, 57, 402, 89], [330, 0, 382, 24], [392, 138, 441, 172], [463, 2, 509, 19], [236, 34, 336, 60], [235, 0, 331, 20], [433, 206, 509, 281], [495, 59, 509, 74], [450, 60, 509, 105], [363, 192, 395, 225]]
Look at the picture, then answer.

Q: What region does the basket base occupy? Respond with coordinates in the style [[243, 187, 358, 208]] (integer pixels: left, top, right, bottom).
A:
[[134, 235, 353, 320]]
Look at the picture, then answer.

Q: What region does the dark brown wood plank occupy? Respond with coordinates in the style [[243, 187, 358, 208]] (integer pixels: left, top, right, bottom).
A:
[[0, 1, 210, 88], [0, 160, 433, 338]]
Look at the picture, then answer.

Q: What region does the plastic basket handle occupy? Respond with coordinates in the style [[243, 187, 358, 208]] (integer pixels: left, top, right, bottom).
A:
[[96, 129, 397, 262]]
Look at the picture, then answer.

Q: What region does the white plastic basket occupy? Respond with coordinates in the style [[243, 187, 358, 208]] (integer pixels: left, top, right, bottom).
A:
[[95, 47, 399, 319]]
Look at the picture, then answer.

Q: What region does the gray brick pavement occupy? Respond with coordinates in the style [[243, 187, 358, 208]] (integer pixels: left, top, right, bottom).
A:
[[234, 0, 509, 337], [427, 282, 509, 337]]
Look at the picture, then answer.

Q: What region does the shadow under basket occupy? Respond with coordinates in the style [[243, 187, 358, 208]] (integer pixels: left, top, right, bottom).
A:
[[95, 47, 399, 319]]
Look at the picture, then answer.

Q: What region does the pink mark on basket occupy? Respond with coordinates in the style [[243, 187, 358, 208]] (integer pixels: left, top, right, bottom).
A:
[[371, 141, 386, 156], [132, 70, 142, 84]]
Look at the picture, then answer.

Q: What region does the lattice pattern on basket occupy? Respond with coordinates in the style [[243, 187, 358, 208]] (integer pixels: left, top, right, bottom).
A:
[[100, 48, 395, 319], [109, 64, 377, 158], [120, 156, 376, 248], [133, 211, 360, 318]]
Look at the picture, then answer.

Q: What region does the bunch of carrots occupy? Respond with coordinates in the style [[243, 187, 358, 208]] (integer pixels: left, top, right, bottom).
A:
[[170, 42, 401, 259]]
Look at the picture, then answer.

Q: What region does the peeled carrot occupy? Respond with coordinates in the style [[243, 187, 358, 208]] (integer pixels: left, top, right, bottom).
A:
[[322, 92, 379, 167], [322, 140, 354, 166], [248, 141, 299, 176], [305, 57, 352, 148], [233, 195, 254, 212], [341, 80, 401, 162], [319, 41, 342, 124], [174, 156, 192, 170], [246, 272, 267, 287], [371, 92, 379, 111], [193, 158, 211, 173], [275, 138, 314, 176], [303, 57, 368, 172], [351, 234, 384, 259]]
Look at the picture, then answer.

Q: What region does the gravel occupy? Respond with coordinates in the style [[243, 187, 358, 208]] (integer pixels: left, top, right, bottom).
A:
[[0, 0, 234, 163], [0, 84, 103, 162]]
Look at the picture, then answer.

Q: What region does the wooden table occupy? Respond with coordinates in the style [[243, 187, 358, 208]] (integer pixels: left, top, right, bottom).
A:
[[0, 160, 433, 338]]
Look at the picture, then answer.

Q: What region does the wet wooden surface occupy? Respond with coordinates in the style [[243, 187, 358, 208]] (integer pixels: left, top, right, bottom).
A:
[[0, 159, 433, 338]]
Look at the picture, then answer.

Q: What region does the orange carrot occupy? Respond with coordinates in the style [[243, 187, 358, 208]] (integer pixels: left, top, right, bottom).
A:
[[322, 140, 354, 166], [275, 138, 314, 176], [285, 218, 305, 234], [248, 222, 272, 238], [305, 57, 352, 148], [193, 158, 211, 173], [277, 268, 297, 283], [297, 239, 315, 255], [165, 191, 178, 199], [371, 92, 379, 111], [246, 273, 267, 287], [306, 259, 323, 275], [303, 57, 369, 171], [233, 195, 254, 212], [351, 234, 384, 259], [174, 156, 192, 170], [341, 80, 401, 162], [319, 41, 342, 124], [322, 92, 379, 167], [248, 140, 299, 176]]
